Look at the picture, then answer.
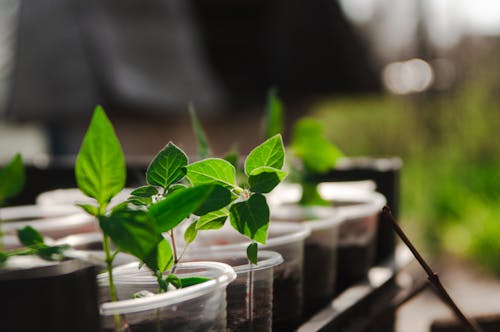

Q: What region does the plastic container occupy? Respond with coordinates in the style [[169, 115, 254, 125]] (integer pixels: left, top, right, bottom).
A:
[[99, 261, 236, 332], [270, 205, 343, 316], [268, 182, 386, 294], [184, 250, 283, 331], [36, 188, 132, 208], [0, 205, 97, 239], [54, 232, 139, 267], [324, 188, 386, 293], [187, 222, 310, 332]]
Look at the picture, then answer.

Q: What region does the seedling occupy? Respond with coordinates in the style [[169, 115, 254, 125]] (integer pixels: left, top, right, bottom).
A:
[[0, 153, 25, 250], [263, 89, 344, 206], [0, 226, 69, 264]]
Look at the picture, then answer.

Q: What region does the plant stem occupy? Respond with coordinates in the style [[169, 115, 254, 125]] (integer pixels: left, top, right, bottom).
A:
[[103, 233, 121, 332], [382, 206, 484, 332], [246, 260, 255, 324], [169, 230, 178, 264]]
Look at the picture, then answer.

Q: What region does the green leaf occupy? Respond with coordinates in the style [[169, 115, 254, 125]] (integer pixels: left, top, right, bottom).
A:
[[186, 158, 237, 188], [194, 184, 232, 216], [144, 238, 173, 273], [146, 142, 188, 189], [264, 88, 284, 139], [166, 274, 182, 289], [247, 242, 258, 265], [36, 245, 69, 261], [77, 203, 99, 216], [149, 184, 219, 232], [196, 209, 228, 230], [248, 166, 287, 193], [184, 221, 198, 244], [127, 196, 152, 206], [179, 276, 210, 288], [168, 183, 187, 193], [75, 106, 126, 207], [131, 185, 159, 198], [229, 193, 270, 244], [17, 226, 44, 246], [244, 134, 285, 175], [0, 252, 7, 264], [291, 117, 344, 174], [0, 153, 25, 204], [189, 105, 211, 159], [99, 208, 172, 272]]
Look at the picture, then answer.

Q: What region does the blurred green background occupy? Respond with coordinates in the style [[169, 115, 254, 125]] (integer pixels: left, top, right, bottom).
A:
[[309, 60, 500, 274]]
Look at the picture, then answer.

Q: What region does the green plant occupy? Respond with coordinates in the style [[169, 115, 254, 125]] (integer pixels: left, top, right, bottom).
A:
[[0, 226, 69, 264], [75, 106, 286, 331], [263, 89, 343, 206], [0, 153, 25, 250]]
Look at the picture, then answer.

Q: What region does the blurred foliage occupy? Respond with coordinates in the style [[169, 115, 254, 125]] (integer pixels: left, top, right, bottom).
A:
[[311, 69, 500, 274]]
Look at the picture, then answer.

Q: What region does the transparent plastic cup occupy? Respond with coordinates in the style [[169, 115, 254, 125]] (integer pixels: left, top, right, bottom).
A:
[[54, 232, 139, 267], [36, 188, 132, 208], [322, 188, 386, 293], [98, 261, 236, 332], [184, 250, 283, 332], [0, 205, 97, 239], [268, 182, 386, 293], [187, 222, 310, 332], [270, 205, 343, 316]]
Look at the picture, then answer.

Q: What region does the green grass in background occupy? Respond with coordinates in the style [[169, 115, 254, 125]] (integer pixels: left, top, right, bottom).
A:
[[310, 73, 500, 274]]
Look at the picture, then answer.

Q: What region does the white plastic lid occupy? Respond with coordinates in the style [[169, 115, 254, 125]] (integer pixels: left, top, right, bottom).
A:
[[99, 261, 236, 315], [270, 205, 344, 232]]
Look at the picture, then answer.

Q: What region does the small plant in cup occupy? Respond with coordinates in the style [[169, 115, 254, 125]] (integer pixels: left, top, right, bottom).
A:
[[0, 153, 25, 250]]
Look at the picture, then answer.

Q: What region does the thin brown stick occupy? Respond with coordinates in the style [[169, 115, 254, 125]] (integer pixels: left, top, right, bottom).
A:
[[382, 206, 484, 332]]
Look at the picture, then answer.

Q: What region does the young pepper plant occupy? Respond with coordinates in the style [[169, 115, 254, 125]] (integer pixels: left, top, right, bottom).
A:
[[262, 88, 344, 206], [75, 106, 127, 332], [185, 134, 287, 263], [0, 153, 25, 251]]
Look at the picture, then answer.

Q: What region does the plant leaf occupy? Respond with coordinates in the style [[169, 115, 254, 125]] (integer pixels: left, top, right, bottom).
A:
[[0, 153, 25, 204], [36, 245, 69, 261], [17, 226, 44, 246], [248, 166, 287, 193], [186, 158, 236, 188], [247, 242, 258, 265], [75, 106, 126, 207], [264, 88, 284, 139], [77, 203, 99, 216], [244, 134, 285, 175], [194, 184, 232, 216], [146, 142, 188, 189], [291, 117, 344, 174], [166, 274, 182, 289], [99, 208, 172, 272], [229, 193, 270, 244], [131, 185, 159, 198], [189, 105, 211, 159], [149, 184, 219, 232], [196, 208, 228, 230], [180, 277, 210, 288], [184, 221, 198, 244], [127, 196, 152, 206], [223, 147, 239, 169]]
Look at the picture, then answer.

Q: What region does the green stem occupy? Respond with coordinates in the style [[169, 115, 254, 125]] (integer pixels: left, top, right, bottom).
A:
[[299, 178, 329, 206], [103, 233, 121, 332]]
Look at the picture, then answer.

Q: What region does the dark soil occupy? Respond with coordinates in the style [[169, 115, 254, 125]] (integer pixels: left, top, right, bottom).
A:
[[272, 259, 303, 332], [102, 316, 221, 332], [226, 273, 272, 331], [336, 242, 375, 294], [303, 242, 337, 317]]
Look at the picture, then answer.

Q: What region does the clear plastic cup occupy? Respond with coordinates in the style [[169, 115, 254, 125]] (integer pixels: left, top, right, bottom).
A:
[[98, 261, 236, 332], [270, 205, 343, 316], [323, 188, 386, 293], [184, 250, 283, 332], [54, 232, 140, 267], [36, 188, 132, 208], [0, 205, 97, 239], [187, 222, 310, 332], [268, 182, 386, 294]]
